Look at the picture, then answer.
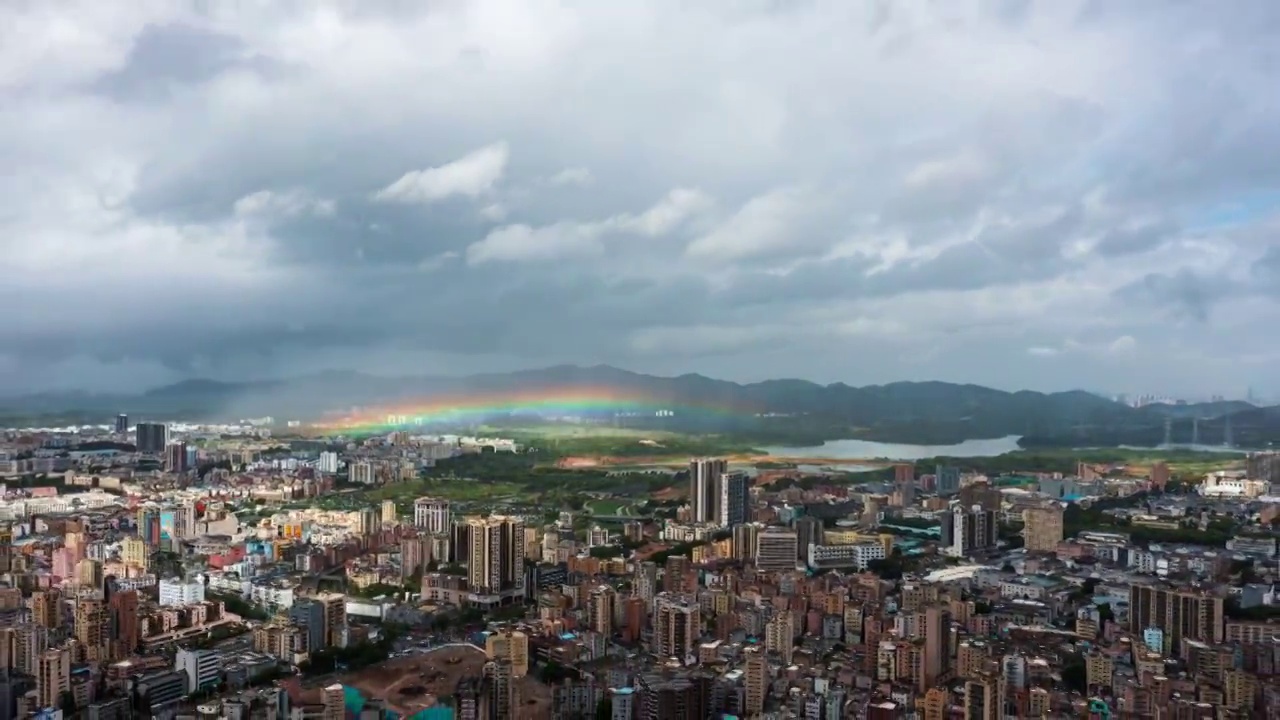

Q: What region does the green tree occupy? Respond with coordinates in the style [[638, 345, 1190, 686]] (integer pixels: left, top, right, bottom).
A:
[[1061, 657, 1087, 693], [1097, 603, 1115, 624]]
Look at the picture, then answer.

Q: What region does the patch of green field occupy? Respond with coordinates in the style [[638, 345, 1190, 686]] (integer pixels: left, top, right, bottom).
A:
[[365, 477, 527, 503], [585, 499, 633, 516], [474, 425, 684, 440]]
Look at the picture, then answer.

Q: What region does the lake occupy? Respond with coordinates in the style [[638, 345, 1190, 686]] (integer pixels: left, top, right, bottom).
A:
[[760, 435, 1023, 462]]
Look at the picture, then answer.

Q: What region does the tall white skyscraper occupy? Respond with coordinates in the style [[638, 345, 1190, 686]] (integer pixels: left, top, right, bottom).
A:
[[318, 451, 340, 474], [689, 458, 728, 523], [414, 497, 451, 534]]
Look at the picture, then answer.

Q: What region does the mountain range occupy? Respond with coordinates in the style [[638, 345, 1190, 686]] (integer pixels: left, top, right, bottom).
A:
[[2, 365, 1277, 448]]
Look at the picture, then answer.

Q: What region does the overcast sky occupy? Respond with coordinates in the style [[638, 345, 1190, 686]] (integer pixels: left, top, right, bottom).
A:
[[2, 0, 1279, 398]]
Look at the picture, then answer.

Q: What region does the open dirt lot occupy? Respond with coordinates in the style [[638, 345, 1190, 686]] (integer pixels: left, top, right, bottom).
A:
[[339, 645, 552, 719]]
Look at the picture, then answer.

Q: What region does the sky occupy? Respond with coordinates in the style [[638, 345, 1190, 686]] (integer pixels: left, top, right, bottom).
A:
[[2, 0, 1279, 398]]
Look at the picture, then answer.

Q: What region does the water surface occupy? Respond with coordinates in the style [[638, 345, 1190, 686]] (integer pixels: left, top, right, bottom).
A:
[[761, 435, 1022, 462]]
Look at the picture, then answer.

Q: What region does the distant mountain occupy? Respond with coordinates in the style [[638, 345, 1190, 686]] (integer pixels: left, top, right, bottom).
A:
[[1, 364, 1275, 448]]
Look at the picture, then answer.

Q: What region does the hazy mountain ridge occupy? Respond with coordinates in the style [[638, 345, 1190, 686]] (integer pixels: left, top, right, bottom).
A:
[[1, 365, 1275, 447]]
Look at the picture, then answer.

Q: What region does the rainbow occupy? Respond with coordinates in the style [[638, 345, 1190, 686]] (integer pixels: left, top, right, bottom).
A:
[[315, 385, 748, 434]]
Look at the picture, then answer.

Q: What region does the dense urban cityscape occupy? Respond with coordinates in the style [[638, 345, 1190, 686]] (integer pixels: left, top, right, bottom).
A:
[[0, 414, 1278, 720], [5, 1, 1280, 719]]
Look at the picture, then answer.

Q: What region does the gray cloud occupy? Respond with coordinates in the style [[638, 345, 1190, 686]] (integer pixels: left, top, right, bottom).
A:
[[2, 1, 1279, 399]]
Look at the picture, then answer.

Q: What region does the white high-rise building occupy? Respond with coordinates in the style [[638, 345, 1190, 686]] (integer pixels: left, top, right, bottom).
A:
[[159, 578, 205, 606], [414, 497, 451, 533], [317, 451, 340, 474], [755, 526, 799, 572], [175, 648, 221, 694]]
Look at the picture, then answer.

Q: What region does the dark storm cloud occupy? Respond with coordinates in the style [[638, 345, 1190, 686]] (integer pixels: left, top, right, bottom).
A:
[[3, 0, 1280, 397], [1113, 269, 1230, 322]]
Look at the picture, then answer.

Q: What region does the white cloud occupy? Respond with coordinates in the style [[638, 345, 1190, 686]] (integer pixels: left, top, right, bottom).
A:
[[904, 149, 992, 191], [466, 188, 712, 264], [234, 189, 335, 218], [1108, 335, 1138, 355], [479, 203, 509, 222], [685, 188, 810, 261], [1026, 346, 1060, 357], [547, 167, 593, 187], [604, 188, 712, 237], [418, 250, 459, 272], [372, 142, 509, 204], [466, 222, 602, 265]]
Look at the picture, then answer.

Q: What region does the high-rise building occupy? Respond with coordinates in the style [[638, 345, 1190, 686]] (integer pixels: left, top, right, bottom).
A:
[[317, 593, 347, 649], [1128, 584, 1224, 653], [165, 442, 188, 473], [1149, 461, 1170, 490], [135, 422, 169, 454], [587, 525, 609, 547], [1247, 452, 1280, 484], [115, 413, 129, 434], [717, 472, 750, 527], [765, 611, 795, 664], [31, 590, 59, 630], [36, 647, 69, 710], [732, 523, 760, 561], [921, 605, 952, 692], [894, 471, 917, 507], [1023, 505, 1064, 553], [963, 671, 1001, 720], [663, 556, 692, 594], [108, 589, 139, 660], [894, 463, 915, 485], [121, 536, 149, 570], [635, 561, 659, 606], [588, 586, 616, 635], [74, 598, 108, 660], [350, 460, 376, 485], [636, 670, 712, 720], [689, 458, 728, 524], [289, 598, 326, 652], [481, 660, 518, 720], [0, 524, 11, 574], [414, 497, 451, 533], [610, 687, 636, 720], [484, 628, 529, 678], [317, 451, 340, 474], [755, 526, 799, 572], [653, 593, 701, 661], [794, 516, 823, 560], [175, 648, 221, 694], [158, 578, 205, 606], [11, 625, 48, 677], [466, 515, 525, 600], [936, 465, 961, 495], [743, 646, 767, 716], [940, 505, 997, 557]]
